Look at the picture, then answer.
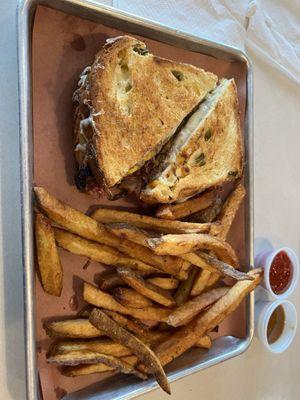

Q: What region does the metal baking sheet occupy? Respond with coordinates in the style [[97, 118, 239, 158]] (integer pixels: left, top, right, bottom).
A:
[[17, 1, 253, 399]]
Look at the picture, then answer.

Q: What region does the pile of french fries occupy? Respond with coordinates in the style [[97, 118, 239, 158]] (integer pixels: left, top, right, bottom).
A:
[[34, 184, 262, 394]]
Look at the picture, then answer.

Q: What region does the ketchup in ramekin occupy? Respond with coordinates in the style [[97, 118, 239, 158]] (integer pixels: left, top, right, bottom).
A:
[[269, 251, 292, 294], [255, 247, 299, 299]]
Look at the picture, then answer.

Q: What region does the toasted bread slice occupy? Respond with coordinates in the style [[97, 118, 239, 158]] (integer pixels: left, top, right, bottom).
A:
[[141, 79, 243, 203], [73, 36, 217, 189]]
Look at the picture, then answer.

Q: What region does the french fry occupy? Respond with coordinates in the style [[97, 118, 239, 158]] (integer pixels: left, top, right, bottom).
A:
[[206, 273, 220, 288], [174, 266, 198, 306], [147, 233, 239, 267], [35, 213, 63, 296], [50, 338, 131, 357], [89, 308, 170, 394], [117, 268, 176, 307], [97, 271, 160, 292], [156, 190, 216, 220], [195, 335, 212, 349], [157, 322, 170, 331], [147, 277, 179, 290], [91, 208, 211, 234], [196, 252, 253, 281], [63, 360, 115, 376], [141, 269, 262, 369], [211, 184, 246, 240], [77, 305, 93, 318], [34, 187, 115, 244], [182, 251, 249, 282], [104, 311, 150, 340], [103, 311, 170, 346], [35, 188, 184, 278], [105, 223, 190, 280], [44, 319, 104, 338], [146, 330, 172, 346], [191, 270, 212, 296], [190, 197, 223, 223], [62, 333, 211, 377], [98, 273, 125, 291], [182, 253, 216, 270], [107, 222, 150, 246], [62, 355, 138, 377], [113, 287, 153, 308], [165, 287, 229, 327], [47, 350, 147, 379], [114, 237, 184, 278], [55, 228, 158, 274], [55, 228, 181, 278], [83, 283, 171, 322]]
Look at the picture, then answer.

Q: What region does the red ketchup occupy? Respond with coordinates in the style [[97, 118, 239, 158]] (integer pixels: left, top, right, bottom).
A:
[[269, 251, 292, 294]]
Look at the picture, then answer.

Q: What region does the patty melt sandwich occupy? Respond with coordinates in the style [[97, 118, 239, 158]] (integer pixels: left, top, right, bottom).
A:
[[73, 35, 218, 198]]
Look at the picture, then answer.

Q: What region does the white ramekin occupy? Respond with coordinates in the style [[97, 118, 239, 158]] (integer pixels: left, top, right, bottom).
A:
[[255, 299, 297, 353], [254, 247, 299, 299]]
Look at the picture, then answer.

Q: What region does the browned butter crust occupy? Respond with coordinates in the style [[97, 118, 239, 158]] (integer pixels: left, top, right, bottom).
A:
[[141, 79, 243, 203], [73, 35, 217, 192]]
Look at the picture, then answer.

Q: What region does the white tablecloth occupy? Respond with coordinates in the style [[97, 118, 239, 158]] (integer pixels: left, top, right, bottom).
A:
[[0, 1, 299, 399]]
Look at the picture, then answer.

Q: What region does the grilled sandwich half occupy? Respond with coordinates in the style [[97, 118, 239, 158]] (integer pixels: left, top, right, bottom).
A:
[[73, 35, 217, 197], [140, 79, 243, 203]]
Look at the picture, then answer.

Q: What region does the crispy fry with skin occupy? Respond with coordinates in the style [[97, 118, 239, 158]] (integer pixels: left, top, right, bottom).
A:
[[83, 283, 171, 321], [91, 208, 211, 234], [98, 273, 125, 291], [196, 251, 253, 281], [89, 308, 170, 394], [117, 268, 176, 307], [190, 197, 223, 223], [182, 253, 216, 271], [105, 223, 190, 280], [97, 271, 157, 291], [211, 184, 246, 240], [147, 233, 239, 267], [182, 251, 250, 282], [50, 339, 131, 357], [108, 220, 220, 280], [44, 319, 104, 338], [34, 187, 115, 244], [113, 287, 153, 308], [195, 335, 212, 349], [146, 330, 172, 346], [103, 311, 150, 340], [34, 188, 184, 277], [181, 260, 193, 276], [156, 190, 216, 220], [47, 350, 147, 380], [140, 269, 262, 369], [77, 305, 93, 318], [56, 228, 181, 278], [191, 270, 212, 296], [62, 355, 138, 377], [147, 277, 179, 290], [62, 335, 211, 377], [114, 237, 184, 278], [165, 287, 229, 327], [174, 266, 198, 306], [107, 223, 150, 246], [35, 213, 63, 296], [206, 273, 220, 288], [55, 228, 158, 274], [103, 311, 170, 346], [63, 360, 114, 376]]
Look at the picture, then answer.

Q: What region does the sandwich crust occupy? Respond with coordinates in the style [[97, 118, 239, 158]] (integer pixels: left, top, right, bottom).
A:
[[73, 36, 217, 190], [140, 79, 243, 203]]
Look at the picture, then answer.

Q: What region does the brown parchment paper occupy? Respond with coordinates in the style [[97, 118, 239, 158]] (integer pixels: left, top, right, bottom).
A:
[[32, 5, 248, 399]]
